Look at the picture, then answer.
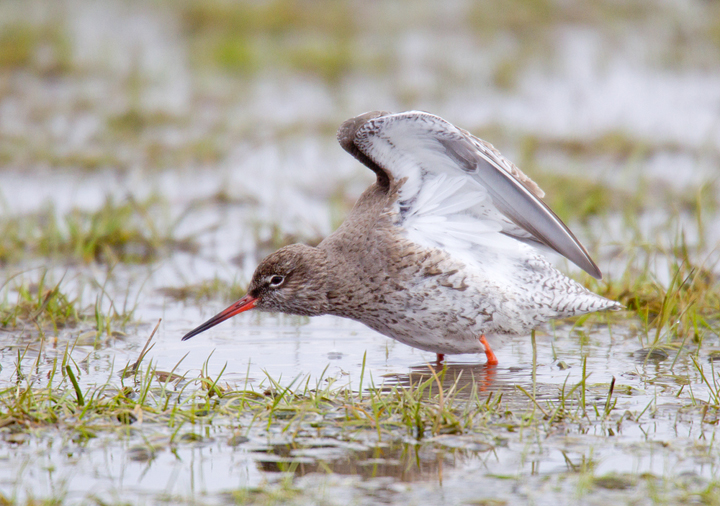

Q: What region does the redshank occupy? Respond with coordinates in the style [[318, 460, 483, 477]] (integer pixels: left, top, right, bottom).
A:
[[182, 111, 621, 364]]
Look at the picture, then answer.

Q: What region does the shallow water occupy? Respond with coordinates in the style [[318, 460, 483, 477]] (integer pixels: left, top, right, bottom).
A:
[[2, 293, 719, 505]]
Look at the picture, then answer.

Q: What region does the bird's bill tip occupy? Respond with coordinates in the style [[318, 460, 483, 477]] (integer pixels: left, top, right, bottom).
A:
[[181, 294, 258, 341]]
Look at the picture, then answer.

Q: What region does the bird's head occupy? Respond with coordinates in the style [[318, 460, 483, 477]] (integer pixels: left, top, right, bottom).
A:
[[181, 244, 329, 341]]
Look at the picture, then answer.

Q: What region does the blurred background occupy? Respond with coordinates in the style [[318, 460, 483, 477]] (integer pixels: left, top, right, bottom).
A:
[[2, 0, 718, 220], [0, 0, 719, 350]]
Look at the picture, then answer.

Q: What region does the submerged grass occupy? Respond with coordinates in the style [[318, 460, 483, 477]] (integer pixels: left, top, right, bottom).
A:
[[0, 335, 631, 451], [2, 339, 719, 504]]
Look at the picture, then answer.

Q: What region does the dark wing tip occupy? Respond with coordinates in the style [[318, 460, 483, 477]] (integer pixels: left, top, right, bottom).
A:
[[582, 256, 602, 280], [438, 136, 605, 279]]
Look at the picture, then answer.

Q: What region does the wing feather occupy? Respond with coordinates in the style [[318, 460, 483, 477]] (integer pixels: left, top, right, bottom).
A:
[[338, 111, 602, 279]]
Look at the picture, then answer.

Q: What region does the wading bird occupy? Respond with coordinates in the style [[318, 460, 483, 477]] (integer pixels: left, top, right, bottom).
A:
[[182, 111, 621, 364]]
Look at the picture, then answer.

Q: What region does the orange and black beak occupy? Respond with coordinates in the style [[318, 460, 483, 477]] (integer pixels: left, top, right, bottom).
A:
[[181, 294, 258, 341]]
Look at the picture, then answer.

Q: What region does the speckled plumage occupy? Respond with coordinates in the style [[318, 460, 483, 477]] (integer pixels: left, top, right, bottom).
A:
[[318, 182, 617, 354], [182, 111, 622, 359]]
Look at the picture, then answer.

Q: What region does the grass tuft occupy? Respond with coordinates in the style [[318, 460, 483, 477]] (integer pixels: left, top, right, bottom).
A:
[[0, 195, 193, 265], [0, 271, 134, 335], [0, 273, 79, 329]]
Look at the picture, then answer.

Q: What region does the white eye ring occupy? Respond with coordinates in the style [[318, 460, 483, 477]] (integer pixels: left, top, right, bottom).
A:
[[268, 275, 285, 288]]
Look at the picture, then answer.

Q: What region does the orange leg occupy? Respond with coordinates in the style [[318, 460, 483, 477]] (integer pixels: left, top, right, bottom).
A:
[[435, 353, 445, 363], [479, 335, 498, 365]]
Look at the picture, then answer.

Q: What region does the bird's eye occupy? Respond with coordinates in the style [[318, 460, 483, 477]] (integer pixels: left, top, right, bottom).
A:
[[268, 275, 285, 287]]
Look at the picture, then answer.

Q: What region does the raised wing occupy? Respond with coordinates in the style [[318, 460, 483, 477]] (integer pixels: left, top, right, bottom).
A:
[[338, 111, 602, 279]]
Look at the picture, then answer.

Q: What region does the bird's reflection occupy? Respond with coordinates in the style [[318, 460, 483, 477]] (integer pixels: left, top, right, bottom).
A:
[[382, 361, 527, 398]]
